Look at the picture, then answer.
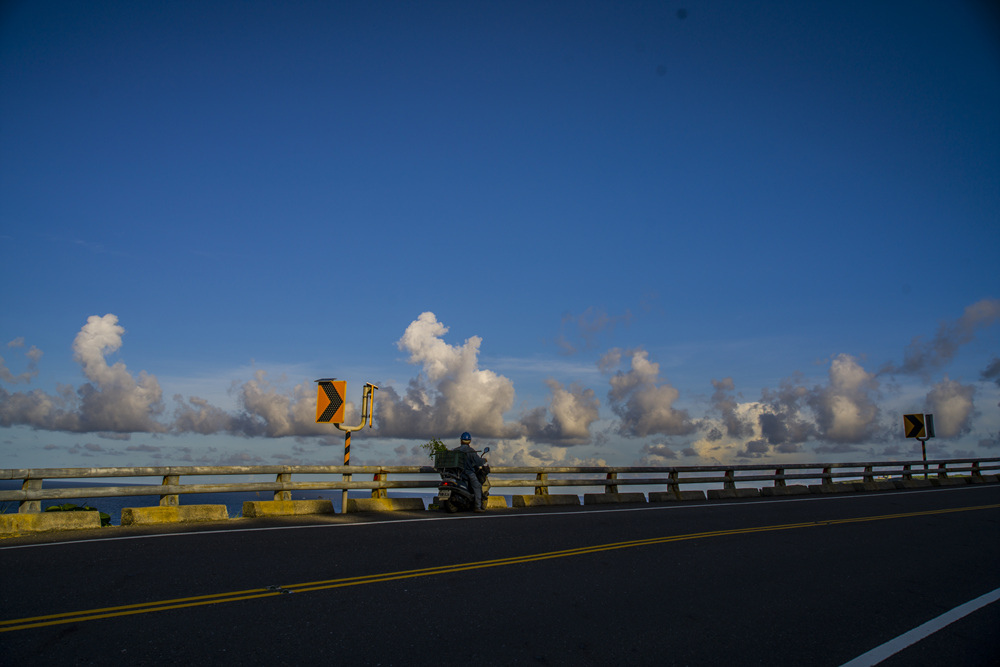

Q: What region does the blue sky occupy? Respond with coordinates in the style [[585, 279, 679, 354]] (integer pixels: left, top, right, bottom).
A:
[[2, 1, 998, 470]]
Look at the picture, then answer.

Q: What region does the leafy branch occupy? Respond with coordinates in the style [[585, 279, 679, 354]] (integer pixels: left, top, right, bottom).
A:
[[419, 438, 449, 458]]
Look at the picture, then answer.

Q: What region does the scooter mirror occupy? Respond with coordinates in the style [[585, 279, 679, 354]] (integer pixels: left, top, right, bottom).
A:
[[483, 447, 490, 454]]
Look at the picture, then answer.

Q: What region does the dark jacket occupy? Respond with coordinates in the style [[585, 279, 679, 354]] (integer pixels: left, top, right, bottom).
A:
[[456, 444, 485, 474]]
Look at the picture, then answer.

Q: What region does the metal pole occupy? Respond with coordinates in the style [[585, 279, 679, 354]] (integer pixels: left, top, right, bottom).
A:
[[920, 437, 928, 478], [342, 430, 351, 513]]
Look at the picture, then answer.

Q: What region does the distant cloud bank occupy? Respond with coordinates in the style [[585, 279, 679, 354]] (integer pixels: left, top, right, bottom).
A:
[[1, 300, 998, 464]]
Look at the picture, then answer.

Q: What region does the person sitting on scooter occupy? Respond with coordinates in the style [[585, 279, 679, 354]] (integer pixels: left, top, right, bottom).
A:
[[456, 432, 486, 512]]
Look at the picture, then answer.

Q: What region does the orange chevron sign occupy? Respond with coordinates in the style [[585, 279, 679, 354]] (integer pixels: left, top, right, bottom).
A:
[[315, 380, 346, 424]]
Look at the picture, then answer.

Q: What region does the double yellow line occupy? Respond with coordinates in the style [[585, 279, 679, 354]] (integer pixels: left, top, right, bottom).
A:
[[3, 503, 997, 633]]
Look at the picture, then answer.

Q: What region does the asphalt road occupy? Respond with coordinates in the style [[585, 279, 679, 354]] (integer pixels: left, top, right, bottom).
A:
[[2, 485, 998, 666]]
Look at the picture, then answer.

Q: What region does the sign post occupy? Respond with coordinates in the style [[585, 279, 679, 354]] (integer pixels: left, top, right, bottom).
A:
[[903, 413, 935, 478], [315, 380, 377, 513]]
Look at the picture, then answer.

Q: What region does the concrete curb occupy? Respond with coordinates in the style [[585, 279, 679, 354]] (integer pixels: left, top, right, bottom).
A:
[[894, 479, 934, 489], [511, 494, 580, 507], [931, 478, 968, 487], [346, 498, 425, 513], [705, 489, 758, 500], [121, 505, 229, 526], [653, 490, 709, 501], [485, 496, 508, 509], [760, 485, 810, 496], [852, 481, 897, 492], [242, 499, 335, 518], [583, 492, 647, 505], [0, 511, 102, 534], [808, 484, 856, 494]]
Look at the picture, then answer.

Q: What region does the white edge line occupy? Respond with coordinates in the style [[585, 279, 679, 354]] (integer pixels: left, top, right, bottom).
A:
[[840, 586, 1000, 667], [1, 484, 995, 551]]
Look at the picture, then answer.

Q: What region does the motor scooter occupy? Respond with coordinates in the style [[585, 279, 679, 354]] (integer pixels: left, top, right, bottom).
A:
[[434, 446, 490, 513]]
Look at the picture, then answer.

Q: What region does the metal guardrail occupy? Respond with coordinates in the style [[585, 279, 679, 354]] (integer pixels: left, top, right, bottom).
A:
[[2, 457, 998, 514]]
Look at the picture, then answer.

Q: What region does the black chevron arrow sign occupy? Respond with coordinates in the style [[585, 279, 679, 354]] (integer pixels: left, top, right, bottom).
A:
[[904, 413, 925, 439], [315, 380, 345, 424]]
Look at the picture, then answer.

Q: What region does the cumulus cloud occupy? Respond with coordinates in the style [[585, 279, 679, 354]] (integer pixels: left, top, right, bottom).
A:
[[710, 377, 753, 439], [881, 298, 1000, 376], [486, 437, 608, 467], [808, 354, 882, 446], [982, 358, 1000, 410], [982, 357, 1000, 385], [520, 379, 600, 446], [173, 395, 236, 435], [925, 377, 976, 438], [600, 347, 695, 437], [757, 376, 815, 448], [638, 442, 681, 465], [375, 312, 521, 440], [174, 371, 356, 439], [0, 314, 166, 433]]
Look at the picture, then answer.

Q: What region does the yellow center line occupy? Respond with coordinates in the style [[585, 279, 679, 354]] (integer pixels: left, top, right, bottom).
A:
[[3, 502, 997, 633]]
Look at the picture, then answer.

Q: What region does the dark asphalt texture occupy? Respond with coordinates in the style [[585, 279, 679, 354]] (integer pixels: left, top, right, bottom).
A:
[[2, 485, 998, 666]]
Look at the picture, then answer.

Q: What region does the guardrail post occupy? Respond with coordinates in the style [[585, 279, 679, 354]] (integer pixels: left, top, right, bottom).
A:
[[863, 466, 874, 484], [668, 470, 680, 499], [372, 469, 388, 499], [774, 468, 786, 487], [937, 463, 948, 479], [821, 466, 833, 486], [902, 464, 912, 481], [19, 478, 41, 513], [724, 469, 736, 491], [606, 472, 618, 494], [534, 473, 549, 496], [160, 475, 179, 507], [972, 461, 982, 480], [274, 473, 291, 501]]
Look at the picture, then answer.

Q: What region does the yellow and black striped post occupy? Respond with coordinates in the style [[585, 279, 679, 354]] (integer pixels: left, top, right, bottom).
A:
[[316, 381, 378, 514]]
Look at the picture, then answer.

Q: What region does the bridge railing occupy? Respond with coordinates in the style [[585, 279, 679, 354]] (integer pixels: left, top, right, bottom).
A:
[[2, 457, 998, 514]]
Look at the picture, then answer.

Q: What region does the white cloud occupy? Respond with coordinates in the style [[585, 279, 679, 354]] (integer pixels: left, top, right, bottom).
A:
[[601, 347, 695, 437], [487, 437, 608, 467], [520, 379, 600, 446], [375, 312, 521, 440], [808, 354, 881, 445], [925, 377, 975, 438], [0, 314, 166, 433], [71, 315, 166, 433]]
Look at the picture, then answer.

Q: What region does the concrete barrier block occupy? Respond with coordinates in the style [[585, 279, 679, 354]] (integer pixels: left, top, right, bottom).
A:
[[583, 492, 646, 505], [809, 484, 855, 494], [242, 499, 335, 518], [655, 490, 709, 501], [760, 485, 810, 496], [705, 488, 758, 500], [930, 478, 968, 487], [347, 497, 425, 512], [121, 505, 229, 526], [1, 511, 102, 534], [894, 479, 933, 489], [511, 495, 580, 507], [485, 496, 508, 509]]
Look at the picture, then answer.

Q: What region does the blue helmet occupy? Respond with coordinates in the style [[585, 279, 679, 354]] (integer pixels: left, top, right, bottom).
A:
[[461, 432, 471, 443]]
